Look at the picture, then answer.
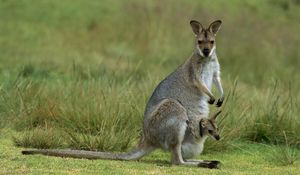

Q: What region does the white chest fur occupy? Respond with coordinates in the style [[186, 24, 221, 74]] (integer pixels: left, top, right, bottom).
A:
[[200, 60, 216, 90]]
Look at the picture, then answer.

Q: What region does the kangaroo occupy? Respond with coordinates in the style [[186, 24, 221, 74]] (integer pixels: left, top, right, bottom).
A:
[[22, 110, 222, 168], [22, 20, 224, 168]]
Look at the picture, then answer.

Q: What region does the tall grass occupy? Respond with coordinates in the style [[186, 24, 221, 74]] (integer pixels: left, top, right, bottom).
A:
[[8, 69, 300, 152], [8, 70, 149, 151]]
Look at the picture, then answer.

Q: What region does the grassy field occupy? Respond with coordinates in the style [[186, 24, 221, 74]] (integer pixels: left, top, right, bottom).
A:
[[1, 129, 300, 174], [0, 0, 299, 174]]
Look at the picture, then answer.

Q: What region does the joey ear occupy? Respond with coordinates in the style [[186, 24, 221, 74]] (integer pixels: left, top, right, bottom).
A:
[[190, 20, 203, 35], [208, 20, 222, 35], [199, 119, 206, 137]]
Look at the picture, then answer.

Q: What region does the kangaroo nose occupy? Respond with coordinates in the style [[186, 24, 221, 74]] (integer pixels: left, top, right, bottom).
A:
[[203, 49, 210, 56], [214, 135, 220, 140]]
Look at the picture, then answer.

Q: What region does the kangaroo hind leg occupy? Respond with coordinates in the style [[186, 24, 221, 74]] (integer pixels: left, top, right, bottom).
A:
[[171, 144, 202, 166]]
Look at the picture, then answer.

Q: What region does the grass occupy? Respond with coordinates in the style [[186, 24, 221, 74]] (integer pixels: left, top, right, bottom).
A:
[[1, 129, 299, 175], [0, 0, 300, 174], [266, 132, 298, 166], [268, 144, 298, 166]]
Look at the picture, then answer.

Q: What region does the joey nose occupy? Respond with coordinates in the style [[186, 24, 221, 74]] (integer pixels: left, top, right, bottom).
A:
[[214, 135, 220, 140], [203, 49, 210, 57]]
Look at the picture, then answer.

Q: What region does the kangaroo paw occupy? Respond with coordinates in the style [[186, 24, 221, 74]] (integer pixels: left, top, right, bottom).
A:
[[208, 97, 215, 104], [216, 98, 223, 107]]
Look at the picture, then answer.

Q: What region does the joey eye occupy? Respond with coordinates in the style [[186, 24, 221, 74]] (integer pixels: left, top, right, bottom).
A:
[[208, 130, 213, 134], [198, 40, 203, 44], [210, 40, 214, 44]]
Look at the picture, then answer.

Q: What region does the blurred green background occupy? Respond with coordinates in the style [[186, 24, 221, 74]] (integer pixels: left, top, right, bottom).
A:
[[0, 0, 299, 153]]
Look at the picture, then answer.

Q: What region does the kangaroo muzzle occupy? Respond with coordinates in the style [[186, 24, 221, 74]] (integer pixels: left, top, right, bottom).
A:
[[202, 48, 210, 57]]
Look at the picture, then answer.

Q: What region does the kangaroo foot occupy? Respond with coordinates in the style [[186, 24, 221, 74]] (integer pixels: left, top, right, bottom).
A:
[[198, 160, 221, 169]]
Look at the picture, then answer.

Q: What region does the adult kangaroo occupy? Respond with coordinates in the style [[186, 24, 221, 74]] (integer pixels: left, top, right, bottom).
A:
[[23, 20, 224, 169]]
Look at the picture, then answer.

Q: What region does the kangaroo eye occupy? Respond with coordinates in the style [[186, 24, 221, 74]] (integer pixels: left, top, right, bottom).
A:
[[210, 40, 214, 44], [198, 40, 203, 44], [208, 130, 213, 134]]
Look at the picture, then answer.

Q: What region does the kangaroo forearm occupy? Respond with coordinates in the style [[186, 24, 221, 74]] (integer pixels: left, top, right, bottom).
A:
[[216, 82, 224, 98], [213, 76, 224, 98], [194, 79, 214, 98], [213, 75, 224, 107]]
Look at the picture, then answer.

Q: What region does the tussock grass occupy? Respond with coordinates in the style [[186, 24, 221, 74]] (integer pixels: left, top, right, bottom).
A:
[[205, 80, 300, 152], [13, 127, 65, 149], [243, 82, 300, 146], [264, 132, 298, 166], [10, 75, 300, 152], [10, 76, 146, 151]]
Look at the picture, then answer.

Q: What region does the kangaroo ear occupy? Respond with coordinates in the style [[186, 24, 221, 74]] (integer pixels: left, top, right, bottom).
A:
[[190, 20, 203, 35], [199, 119, 206, 137], [208, 20, 222, 35]]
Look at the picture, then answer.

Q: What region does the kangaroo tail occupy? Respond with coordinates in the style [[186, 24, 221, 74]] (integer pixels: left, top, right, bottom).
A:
[[22, 144, 154, 161]]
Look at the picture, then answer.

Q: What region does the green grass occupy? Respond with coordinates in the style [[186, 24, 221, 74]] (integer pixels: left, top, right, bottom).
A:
[[1, 129, 299, 175], [0, 0, 300, 174]]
